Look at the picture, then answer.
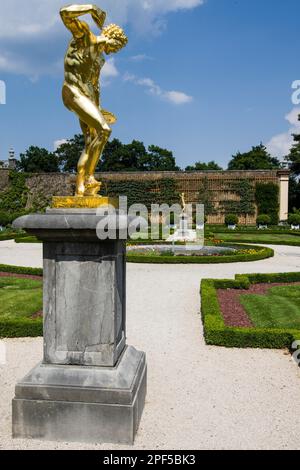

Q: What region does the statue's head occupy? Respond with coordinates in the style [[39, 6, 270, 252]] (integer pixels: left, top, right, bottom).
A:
[[102, 24, 128, 54]]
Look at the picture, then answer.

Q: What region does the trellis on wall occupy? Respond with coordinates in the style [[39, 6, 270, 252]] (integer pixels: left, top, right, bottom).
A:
[[100, 170, 280, 225], [0, 169, 284, 225]]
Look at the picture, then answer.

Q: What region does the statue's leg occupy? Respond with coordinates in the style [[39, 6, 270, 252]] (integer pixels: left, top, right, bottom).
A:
[[62, 84, 108, 196], [76, 122, 92, 196], [85, 126, 111, 179]]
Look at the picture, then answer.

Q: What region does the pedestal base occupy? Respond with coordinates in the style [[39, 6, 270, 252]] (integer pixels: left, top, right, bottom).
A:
[[12, 346, 147, 444], [51, 196, 118, 209]]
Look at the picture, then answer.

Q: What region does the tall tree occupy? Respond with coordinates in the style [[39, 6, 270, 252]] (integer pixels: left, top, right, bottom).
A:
[[138, 145, 179, 171], [289, 175, 300, 211], [228, 144, 280, 170], [99, 139, 146, 171], [185, 160, 223, 171], [56, 134, 85, 173], [28, 134, 178, 173], [285, 114, 300, 175], [99, 139, 178, 171], [17, 146, 59, 173]]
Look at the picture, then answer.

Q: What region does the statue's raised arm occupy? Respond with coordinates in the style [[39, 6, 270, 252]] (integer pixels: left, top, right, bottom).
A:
[[60, 4, 106, 38], [60, 4, 128, 198]]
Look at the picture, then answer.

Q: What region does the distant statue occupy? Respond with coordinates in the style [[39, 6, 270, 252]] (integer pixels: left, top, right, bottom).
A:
[[180, 192, 186, 213], [60, 4, 128, 197]]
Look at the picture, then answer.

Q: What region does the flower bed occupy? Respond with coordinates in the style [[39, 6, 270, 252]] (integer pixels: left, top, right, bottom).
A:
[[201, 272, 300, 348]]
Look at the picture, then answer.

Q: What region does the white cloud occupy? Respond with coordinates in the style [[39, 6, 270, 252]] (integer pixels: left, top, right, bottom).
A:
[[102, 58, 119, 79], [54, 139, 68, 150], [124, 72, 193, 105], [266, 107, 300, 158], [286, 108, 300, 126], [101, 58, 119, 86], [130, 54, 153, 62], [0, 1, 204, 78], [0, 0, 204, 39], [163, 90, 193, 104]]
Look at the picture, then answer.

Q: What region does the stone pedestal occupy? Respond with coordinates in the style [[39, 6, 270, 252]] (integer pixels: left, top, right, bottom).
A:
[[11, 208, 147, 444]]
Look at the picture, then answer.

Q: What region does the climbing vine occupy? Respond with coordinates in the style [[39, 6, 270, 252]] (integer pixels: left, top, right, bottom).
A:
[[198, 177, 216, 215], [221, 180, 255, 216], [0, 171, 29, 212], [255, 182, 279, 224], [100, 178, 180, 208]]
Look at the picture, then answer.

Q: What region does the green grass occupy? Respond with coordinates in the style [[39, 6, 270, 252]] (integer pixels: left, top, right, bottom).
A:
[[126, 245, 273, 264], [0, 277, 42, 320], [240, 285, 300, 329], [201, 272, 300, 349], [0, 276, 43, 337], [213, 232, 300, 245]]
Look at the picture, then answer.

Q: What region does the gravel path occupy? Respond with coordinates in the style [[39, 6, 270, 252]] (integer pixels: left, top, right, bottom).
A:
[[1, 241, 300, 450]]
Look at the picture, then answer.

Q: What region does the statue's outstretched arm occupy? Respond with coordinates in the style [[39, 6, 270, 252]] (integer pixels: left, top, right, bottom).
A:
[[60, 4, 106, 38]]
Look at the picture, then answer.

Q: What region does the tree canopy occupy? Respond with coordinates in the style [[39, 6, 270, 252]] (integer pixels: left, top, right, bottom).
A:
[[228, 144, 280, 170], [56, 134, 85, 173], [185, 160, 223, 171], [285, 114, 300, 175], [99, 139, 179, 172], [16, 146, 59, 173]]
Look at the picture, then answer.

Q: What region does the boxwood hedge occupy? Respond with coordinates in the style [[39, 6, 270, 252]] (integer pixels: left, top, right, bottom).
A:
[[201, 272, 300, 349], [127, 246, 274, 264]]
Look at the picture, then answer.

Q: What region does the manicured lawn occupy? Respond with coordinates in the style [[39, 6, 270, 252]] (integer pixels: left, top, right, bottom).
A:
[[240, 285, 300, 329], [0, 277, 42, 321], [213, 232, 300, 245]]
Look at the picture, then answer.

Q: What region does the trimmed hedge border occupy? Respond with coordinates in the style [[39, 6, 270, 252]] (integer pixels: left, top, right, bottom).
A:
[[0, 269, 43, 338], [0, 264, 43, 276], [0, 319, 42, 338], [201, 271, 300, 349], [210, 237, 300, 247], [127, 246, 274, 264]]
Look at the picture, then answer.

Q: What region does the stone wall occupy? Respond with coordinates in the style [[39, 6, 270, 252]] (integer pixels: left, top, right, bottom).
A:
[[25, 173, 76, 210], [0, 169, 289, 223]]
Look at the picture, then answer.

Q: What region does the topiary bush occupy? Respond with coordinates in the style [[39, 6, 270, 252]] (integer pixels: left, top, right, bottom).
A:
[[225, 214, 238, 226], [255, 182, 279, 225], [256, 214, 271, 226], [288, 213, 300, 226]]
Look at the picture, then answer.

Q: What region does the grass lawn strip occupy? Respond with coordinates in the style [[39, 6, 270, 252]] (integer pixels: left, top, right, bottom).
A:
[[0, 274, 43, 338], [201, 272, 300, 349], [240, 284, 300, 329]]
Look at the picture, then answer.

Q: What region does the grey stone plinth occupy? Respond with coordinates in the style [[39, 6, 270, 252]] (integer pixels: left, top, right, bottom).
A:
[[12, 209, 147, 444], [12, 346, 147, 444], [14, 209, 128, 368]]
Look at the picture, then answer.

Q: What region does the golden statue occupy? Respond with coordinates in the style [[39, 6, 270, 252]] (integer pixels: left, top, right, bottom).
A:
[[60, 4, 128, 198], [180, 192, 186, 213]]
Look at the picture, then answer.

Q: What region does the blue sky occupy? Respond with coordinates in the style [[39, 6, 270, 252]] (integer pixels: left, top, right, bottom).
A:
[[0, 0, 300, 169]]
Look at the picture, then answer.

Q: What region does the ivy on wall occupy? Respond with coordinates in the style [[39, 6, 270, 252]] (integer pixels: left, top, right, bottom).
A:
[[198, 178, 256, 217], [221, 180, 256, 216], [198, 177, 216, 215], [255, 182, 279, 224], [101, 178, 180, 208], [0, 171, 28, 212]]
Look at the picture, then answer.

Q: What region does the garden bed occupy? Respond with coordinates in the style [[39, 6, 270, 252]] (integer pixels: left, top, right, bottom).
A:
[[127, 244, 274, 264], [201, 272, 300, 348], [210, 232, 300, 246], [0, 275, 43, 338]]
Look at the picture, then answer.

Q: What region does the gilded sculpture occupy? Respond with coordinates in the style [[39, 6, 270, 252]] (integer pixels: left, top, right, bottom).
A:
[[60, 4, 128, 199]]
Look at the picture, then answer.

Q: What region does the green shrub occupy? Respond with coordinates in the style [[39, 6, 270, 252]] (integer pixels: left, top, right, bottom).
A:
[[255, 183, 279, 225], [256, 214, 271, 226], [201, 272, 300, 348], [0, 319, 42, 338], [0, 264, 42, 276], [288, 213, 300, 226], [225, 214, 238, 226], [127, 246, 273, 264]]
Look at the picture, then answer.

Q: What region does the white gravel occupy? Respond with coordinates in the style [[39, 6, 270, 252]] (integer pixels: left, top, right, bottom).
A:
[[1, 241, 300, 450]]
